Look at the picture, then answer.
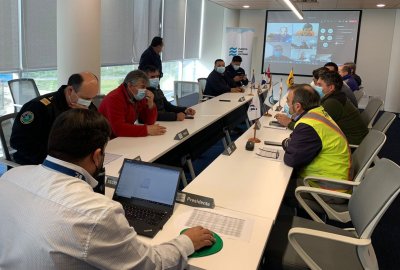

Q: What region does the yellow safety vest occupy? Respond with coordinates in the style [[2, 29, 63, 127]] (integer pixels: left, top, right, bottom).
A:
[[295, 106, 352, 191]]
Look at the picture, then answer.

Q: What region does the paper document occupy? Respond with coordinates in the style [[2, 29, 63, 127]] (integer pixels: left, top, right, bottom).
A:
[[256, 147, 284, 162], [183, 208, 254, 241], [104, 153, 122, 165]]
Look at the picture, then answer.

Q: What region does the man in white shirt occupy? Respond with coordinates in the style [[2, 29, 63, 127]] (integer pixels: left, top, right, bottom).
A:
[[0, 109, 214, 270]]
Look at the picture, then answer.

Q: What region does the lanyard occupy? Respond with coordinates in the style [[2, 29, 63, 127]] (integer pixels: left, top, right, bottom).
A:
[[42, 159, 86, 181]]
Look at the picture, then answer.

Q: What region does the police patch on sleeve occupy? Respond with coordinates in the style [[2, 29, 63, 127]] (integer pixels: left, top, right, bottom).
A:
[[20, 111, 34, 124]]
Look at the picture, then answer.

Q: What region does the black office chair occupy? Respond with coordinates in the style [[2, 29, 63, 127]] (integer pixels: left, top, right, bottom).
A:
[[0, 112, 20, 168], [7, 78, 40, 112]]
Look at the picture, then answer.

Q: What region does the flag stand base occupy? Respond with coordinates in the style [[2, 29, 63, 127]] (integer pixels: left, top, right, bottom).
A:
[[264, 112, 272, 117], [275, 105, 282, 111], [248, 137, 261, 143]]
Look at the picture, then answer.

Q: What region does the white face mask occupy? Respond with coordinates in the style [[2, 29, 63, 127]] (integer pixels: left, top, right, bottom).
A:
[[76, 98, 92, 108], [233, 64, 240, 71]]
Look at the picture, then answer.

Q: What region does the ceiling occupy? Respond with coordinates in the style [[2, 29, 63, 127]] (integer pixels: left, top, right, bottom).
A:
[[209, 0, 400, 10]]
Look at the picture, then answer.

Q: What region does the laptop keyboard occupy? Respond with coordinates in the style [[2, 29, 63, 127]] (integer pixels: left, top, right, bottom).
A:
[[122, 203, 168, 226]]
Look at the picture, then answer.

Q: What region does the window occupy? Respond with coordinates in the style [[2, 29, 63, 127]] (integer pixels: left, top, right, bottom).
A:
[[0, 73, 18, 115], [101, 65, 137, 94], [22, 70, 58, 95], [160, 61, 181, 97]]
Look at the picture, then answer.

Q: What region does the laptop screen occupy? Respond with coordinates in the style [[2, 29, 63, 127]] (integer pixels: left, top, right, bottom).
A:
[[115, 160, 180, 206]]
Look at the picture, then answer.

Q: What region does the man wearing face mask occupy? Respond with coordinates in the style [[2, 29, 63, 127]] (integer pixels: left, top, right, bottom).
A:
[[266, 45, 291, 62], [318, 71, 368, 145], [0, 109, 216, 269], [312, 67, 358, 108], [204, 59, 243, 97], [10, 72, 99, 165], [99, 70, 166, 137], [142, 65, 196, 121], [225, 56, 249, 87], [281, 84, 352, 197]]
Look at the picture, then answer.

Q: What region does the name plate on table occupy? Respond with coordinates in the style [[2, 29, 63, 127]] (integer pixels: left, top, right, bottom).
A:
[[223, 142, 237, 156], [176, 191, 215, 209], [174, 128, 189, 140], [238, 96, 246, 102], [105, 175, 118, 188]]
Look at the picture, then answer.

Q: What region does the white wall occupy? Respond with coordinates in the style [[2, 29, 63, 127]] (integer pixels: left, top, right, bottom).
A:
[[198, 1, 239, 78], [384, 9, 400, 113], [357, 9, 396, 103], [238, 8, 400, 111]]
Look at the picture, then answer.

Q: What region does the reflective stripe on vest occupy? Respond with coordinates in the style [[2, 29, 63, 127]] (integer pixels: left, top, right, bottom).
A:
[[295, 107, 352, 192]]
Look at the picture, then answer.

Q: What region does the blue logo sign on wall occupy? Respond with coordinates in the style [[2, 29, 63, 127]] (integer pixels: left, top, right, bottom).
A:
[[229, 47, 238, 56]]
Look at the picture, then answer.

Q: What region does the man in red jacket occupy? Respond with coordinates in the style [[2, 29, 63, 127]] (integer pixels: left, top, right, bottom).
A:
[[99, 70, 166, 137]]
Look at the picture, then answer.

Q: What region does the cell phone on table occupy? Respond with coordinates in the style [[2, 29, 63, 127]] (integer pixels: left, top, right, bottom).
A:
[[185, 115, 194, 119], [264, 141, 282, 146], [269, 120, 285, 128]]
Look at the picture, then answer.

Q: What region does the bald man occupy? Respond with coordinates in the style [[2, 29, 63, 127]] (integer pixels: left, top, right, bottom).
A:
[[11, 72, 99, 165]]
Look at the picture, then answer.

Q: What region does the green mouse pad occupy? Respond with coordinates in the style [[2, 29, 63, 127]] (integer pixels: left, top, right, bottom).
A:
[[180, 229, 223, 258]]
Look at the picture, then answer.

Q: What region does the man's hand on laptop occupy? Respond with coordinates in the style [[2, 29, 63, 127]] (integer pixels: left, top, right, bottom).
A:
[[184, 226, 216, 250]]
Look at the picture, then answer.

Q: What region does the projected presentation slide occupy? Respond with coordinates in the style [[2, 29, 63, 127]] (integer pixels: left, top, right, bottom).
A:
[[262, 10, 361, 75]]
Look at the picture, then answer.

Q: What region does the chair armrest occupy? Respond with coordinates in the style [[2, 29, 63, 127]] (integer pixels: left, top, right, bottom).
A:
[[295, 186, 351, 223], [303, 176, 359, 187], [288, 227, 371, 270]]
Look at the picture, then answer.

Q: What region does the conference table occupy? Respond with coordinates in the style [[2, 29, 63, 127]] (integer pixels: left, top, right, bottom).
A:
[[104, 88, 293, 269]]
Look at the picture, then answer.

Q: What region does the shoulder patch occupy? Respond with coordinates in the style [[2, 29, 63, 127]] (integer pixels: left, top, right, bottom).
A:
[[40, 98, 51, 106], [20, 111, 35, 125]]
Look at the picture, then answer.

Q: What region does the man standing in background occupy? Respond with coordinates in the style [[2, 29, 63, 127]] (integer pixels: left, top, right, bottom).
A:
[[139, 36, 164, 78]]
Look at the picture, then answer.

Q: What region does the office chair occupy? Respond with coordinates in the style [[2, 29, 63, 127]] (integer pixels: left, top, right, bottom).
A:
[[7, 78, 40, 112], [360, 97, 383, 128], [264, 158, 400, 270], [92, 94, 105, 109], [0, 112, 20, 168], [197, 77, 214, 101], [297, 130, 386, 223], [371, 111, 396, 134], [173, 81, 200, 107], [353, 89, 365, 103]]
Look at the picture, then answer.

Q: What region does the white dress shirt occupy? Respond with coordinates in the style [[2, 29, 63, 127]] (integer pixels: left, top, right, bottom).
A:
[[0, 156, 194, 270]]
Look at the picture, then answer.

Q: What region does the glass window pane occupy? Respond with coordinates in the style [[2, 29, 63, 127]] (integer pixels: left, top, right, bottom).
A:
[[22, 70, 58, 95], [100, 65, 137, 94]]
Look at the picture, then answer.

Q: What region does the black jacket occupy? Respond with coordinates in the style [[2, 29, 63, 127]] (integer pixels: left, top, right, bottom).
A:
[[204, 70, 232, 97], [10, 86, 97, 165], [139, 46, 163, 78], [148, 87, 186, 121], [225, 64, 249, 87]]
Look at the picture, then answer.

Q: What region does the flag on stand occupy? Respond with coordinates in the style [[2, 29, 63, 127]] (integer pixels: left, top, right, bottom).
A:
[[267, 65, 271, 83], [247, 90, 261, 121], [286, 68, 294, 87], [251, 69, 256, 87], [279, 78, 283, 97]]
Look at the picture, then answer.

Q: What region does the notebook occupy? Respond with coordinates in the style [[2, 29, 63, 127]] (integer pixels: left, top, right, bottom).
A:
[[113, 159, 181, 238]]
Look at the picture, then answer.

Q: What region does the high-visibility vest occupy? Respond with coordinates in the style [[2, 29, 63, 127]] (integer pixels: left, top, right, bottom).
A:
[[295, 106, 352, 191]]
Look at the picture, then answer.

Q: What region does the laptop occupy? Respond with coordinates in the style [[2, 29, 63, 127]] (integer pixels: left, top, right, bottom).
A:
[[113, 159, 181, 238]]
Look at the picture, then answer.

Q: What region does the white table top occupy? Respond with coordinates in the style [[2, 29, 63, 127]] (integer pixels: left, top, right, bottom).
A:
[[104, 89, 261, 177], [183, 114, 293, 220], [137, 204, 274, 270]]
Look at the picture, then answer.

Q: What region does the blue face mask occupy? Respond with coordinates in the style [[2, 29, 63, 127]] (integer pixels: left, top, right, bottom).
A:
[[283, 103, 292, 118], [134, 89, 146, 101], [215, 66, 225, 74], [273, 51, 282, 58], [313, 85, 324, 97], [149, 78, 159, 88], [233, 64, 240, 71]]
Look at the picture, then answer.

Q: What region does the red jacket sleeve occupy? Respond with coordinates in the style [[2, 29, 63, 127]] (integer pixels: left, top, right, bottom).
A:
[[99, 89, 157, 137]]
